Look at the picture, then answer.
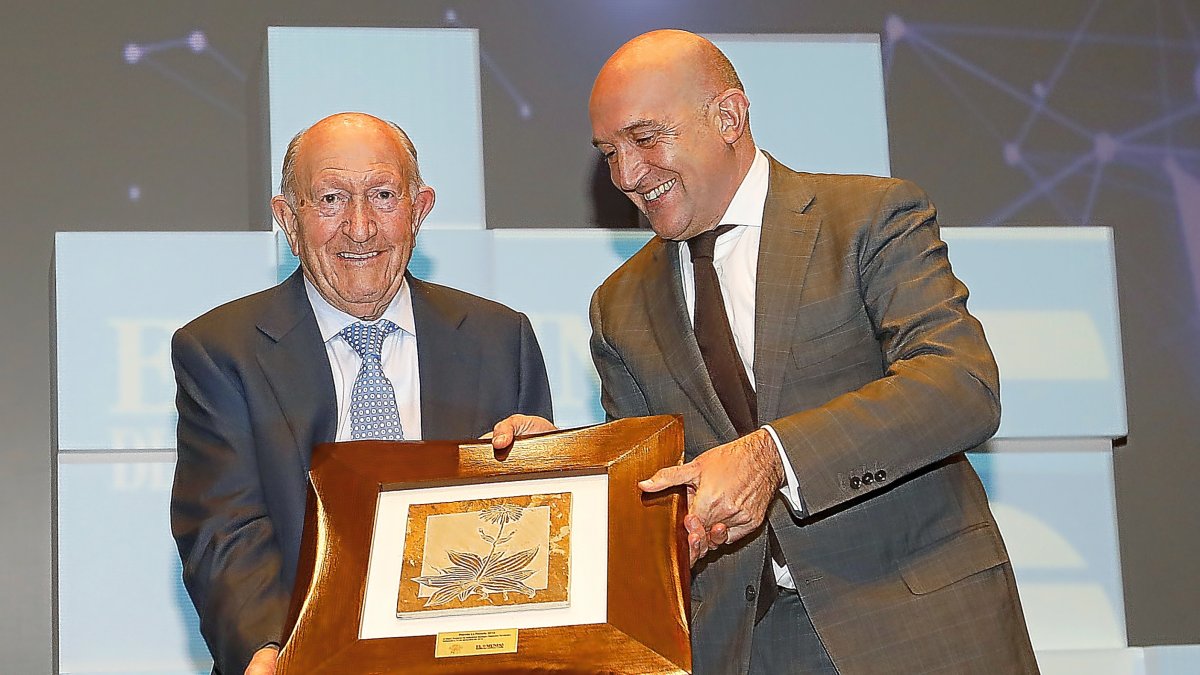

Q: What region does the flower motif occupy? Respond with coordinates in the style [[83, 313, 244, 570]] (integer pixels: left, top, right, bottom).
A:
[[479, 503, 525, 527], [412, 547, 539, 607], [411, 500, 542, 608]]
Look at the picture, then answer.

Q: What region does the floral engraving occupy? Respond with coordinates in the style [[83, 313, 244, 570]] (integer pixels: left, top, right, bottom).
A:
[[411, 505, 540, 607], [396, 492, 571, 617]]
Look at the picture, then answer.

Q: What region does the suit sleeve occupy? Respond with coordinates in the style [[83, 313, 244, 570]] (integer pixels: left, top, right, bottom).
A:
[[170, 328, 290, 675], [516, 312, 555, 422], [589, 287, 651, 421], [770, 179, 1001, 517]]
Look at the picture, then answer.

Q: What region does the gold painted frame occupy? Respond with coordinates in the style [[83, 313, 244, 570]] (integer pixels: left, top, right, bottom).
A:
[[276, 415, 690, 674]]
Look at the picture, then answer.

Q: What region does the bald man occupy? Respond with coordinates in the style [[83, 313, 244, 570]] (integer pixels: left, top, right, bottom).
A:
[[170, 113, 553, 675], [587, 31, 1037, 673]]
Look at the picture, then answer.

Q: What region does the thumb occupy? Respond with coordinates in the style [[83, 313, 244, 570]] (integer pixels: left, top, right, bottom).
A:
[[488, 417, 520, 449], [488, 424, 511, 449], [638, 463, 697, 493]]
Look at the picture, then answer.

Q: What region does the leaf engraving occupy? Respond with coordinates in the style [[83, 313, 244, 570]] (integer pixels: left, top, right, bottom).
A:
[[412, 502, 540, 607]]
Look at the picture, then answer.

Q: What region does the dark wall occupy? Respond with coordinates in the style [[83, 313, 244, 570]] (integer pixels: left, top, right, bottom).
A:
[[3, 1, 1197, 668]]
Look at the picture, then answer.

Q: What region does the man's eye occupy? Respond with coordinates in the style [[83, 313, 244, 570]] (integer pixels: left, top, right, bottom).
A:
[[320, 193, 340, 204], [370, 189, 401, 211], [634, 135, 655, 146]]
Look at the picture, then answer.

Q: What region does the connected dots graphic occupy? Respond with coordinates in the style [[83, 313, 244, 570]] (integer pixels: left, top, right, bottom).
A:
[[443, 8, 534, 120], [884, 2, 1200, 303], [122, 30, 244, 117]]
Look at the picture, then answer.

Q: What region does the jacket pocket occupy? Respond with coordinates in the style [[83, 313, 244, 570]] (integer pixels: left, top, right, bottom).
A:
[[900, 522, 1008, 595]]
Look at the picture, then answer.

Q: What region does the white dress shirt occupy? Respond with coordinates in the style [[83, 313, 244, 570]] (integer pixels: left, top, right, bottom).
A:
[[678, 148, 803, 588], [304, 277, 422, 441]]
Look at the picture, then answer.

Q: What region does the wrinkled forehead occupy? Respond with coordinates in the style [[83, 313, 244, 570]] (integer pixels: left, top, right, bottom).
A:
[[590, 65, 702, 138], [297, 123, 411, 186]]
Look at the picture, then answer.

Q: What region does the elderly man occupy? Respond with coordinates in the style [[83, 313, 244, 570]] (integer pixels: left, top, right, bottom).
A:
[[170, 112, 552, 675], [585, 30, 1037, 673]]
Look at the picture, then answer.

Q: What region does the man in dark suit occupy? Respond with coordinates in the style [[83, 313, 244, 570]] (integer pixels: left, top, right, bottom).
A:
[[170, 112, 552, 675], [587, 30, 1038, 673]]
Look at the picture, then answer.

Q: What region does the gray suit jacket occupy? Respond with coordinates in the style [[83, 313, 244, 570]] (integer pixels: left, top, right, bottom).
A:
[[171, 269, 552, 675], [590, 157, 1037, 674]]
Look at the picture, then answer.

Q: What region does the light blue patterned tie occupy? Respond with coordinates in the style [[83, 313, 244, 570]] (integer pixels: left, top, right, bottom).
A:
[[340, 320, 405, 441]]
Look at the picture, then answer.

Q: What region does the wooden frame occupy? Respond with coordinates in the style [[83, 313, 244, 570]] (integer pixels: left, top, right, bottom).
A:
[[277, 415, 691, 674]]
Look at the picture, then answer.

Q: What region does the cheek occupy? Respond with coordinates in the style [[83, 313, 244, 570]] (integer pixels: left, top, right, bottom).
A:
[[382, 218, 418, 253], [295, 219, 339, 254]]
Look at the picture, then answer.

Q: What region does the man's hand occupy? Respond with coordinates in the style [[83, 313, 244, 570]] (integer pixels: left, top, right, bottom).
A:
[[488, 414, 556, 450], [245, 646, 279, 675], [638, 429, 784, 565]]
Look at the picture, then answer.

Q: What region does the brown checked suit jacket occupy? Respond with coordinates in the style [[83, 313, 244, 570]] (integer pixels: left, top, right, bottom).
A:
[[170, 269, 553, 675], [589, 155, 1038, 674]]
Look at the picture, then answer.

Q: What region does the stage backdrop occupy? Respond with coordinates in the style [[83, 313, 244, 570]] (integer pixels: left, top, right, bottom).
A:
[[52, 29, 1165, 674]]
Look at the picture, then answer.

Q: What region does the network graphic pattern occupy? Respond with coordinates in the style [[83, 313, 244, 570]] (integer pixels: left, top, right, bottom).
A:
[[442, 8, 533, 119], [123, 30, 245, 117], [120, 30, 246, 204], [883, 3, 1200, 237]]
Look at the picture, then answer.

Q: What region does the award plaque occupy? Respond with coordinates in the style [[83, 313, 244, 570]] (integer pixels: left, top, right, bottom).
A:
[[276, 415, 691, 674]]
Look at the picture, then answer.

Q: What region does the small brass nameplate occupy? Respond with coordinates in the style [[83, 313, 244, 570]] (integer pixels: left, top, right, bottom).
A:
[[434, 628, 519, 658]]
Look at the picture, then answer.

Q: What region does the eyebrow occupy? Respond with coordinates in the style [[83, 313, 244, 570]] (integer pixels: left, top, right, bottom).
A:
[[592, 118, 661, 147]]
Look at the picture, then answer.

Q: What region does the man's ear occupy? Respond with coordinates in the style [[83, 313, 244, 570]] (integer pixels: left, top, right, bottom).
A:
[[713, 88, 750, 144], [409, 185, 437, 237], [271, 195, 301, 256]]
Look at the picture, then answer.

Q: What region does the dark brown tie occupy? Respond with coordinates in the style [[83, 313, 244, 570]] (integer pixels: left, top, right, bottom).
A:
[[687, 224, 758, 435], [687, 224, 783, 622]]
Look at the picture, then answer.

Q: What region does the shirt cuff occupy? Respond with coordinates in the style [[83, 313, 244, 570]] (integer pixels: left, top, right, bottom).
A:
[[762, 424, 805, 515]]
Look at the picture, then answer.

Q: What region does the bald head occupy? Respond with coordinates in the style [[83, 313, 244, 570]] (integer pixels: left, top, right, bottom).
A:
[[589, 30, 755, 241], [593, 30, 744, 114], [280, 112, 423, 205]]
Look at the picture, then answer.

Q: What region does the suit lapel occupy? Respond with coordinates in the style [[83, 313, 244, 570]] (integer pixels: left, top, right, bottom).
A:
[[256, 271, 338, 472], [754, 157, 821, 423], [410, 276, 478, 439], [642, 238, 735, 438]]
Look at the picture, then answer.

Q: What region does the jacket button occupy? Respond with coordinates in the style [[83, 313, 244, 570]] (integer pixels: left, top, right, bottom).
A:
[[849, 475, 861, 489], [745, 585, 757, 602], [861, 472, 874, 485], [875, 469, 887, 482]]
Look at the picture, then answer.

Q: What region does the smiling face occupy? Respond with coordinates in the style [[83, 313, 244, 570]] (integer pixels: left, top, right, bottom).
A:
[[590, 31, 753, 241], [271, 114, 435, 320]]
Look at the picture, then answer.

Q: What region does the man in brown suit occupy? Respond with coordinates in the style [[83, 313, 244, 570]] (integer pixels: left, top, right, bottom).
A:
[[587, 30, 1038, 673]]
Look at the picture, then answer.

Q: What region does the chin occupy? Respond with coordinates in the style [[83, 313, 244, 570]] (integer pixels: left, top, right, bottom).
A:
[[646, 207, 694, 238], [650, 222, 690, 241], [328, 282, 379, 303]]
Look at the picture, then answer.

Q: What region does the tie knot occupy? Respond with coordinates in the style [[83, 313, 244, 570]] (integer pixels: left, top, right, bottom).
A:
[[340, 320, 399, 361], [686, 224, 739, 262]]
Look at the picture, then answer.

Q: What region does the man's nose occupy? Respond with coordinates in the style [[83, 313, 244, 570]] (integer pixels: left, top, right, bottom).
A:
[[611, 151, 647, 193], [342, 196, 376, 241]]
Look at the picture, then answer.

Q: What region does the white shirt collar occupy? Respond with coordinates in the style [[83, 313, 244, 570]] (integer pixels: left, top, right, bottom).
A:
[[303, 275, 417, 343], [717, 148, 769, 229]]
